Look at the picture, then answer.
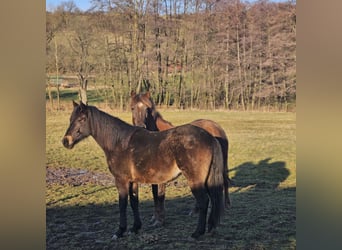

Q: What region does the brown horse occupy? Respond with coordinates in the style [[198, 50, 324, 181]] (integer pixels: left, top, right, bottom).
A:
[[62, 101, 224, 239], [130, 91, 231, 226]]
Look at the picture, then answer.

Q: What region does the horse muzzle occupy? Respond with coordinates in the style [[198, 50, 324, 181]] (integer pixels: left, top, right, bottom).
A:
[[62, 135, 74, 149]]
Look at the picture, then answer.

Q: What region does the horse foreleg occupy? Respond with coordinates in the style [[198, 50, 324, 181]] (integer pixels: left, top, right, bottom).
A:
[[189, 202, 200, 216], [189, 184, 209, 239], [112, 180, 129, 240], [151, 183, 165, 226], [156, 183, 166, 225], [129, 182, 142, 233]]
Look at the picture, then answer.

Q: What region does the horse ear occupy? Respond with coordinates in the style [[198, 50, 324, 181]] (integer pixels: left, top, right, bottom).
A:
[[145, 91, 150, 98], [131, 90, 136, 98], [72, 100, 79, 108], [79, 101, 87, 112]]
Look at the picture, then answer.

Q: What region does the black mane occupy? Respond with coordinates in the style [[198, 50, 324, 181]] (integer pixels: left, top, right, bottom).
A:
[[88, 106, 136, 151]]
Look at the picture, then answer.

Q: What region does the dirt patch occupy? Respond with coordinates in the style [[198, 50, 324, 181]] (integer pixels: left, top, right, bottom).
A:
[[46, 166, 188, 188], [46, 166, 115, 186]]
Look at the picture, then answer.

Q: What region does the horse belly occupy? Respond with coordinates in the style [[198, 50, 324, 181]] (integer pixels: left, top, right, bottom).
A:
[[132, 161, 181, 184]]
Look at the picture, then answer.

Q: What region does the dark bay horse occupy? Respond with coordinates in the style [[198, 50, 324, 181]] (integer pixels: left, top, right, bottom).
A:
[[62, 101, 224, 239], [130, 91, 231, 226]]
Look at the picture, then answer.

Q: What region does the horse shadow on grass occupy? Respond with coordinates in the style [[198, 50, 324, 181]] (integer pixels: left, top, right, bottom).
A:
[[46, 188, 208, 249], [230, 157, 290, 190], [226, 157, 296, 249], [46, 158, 296, 249]]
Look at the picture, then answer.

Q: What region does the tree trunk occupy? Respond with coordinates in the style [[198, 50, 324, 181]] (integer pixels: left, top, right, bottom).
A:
[[225, 27, 230, 110], [236, 25, 245, 111], [154, 0, 163, 106], [258, 55, 262, 110], [78, 74, 88, 104], [54, 38, 60, 110], [47, 76, 54, 109]]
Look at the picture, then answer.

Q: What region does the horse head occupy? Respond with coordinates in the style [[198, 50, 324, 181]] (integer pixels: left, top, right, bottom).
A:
[[130, 91, 158, 131], [62, 101, 91, 149]]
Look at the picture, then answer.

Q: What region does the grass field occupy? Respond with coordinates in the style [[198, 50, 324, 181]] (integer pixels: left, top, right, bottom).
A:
[[46, 102, 296, 249]]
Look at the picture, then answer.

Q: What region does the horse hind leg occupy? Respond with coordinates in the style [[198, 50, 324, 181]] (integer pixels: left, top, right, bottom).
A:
[[189, 203, 200, 216], [151, 183, 166, 227], [129, 182, 142, 233], [223, 168, 232, 209], [189, 184, 209, 239]]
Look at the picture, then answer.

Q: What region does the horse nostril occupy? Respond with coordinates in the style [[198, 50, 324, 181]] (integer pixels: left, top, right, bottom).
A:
[[62, 137, 68, 147], [62, 136, 73, 148]]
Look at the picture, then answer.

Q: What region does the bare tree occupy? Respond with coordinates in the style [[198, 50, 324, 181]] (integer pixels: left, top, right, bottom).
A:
[[66, 15, 95, 104], [46, 0, 296, 111]]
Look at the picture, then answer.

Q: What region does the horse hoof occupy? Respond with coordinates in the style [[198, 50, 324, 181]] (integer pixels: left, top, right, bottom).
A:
[[149, 219, 163, 228], [112, 227, 126, 240], [129, 225, 142, 234], [188, 208, 199, 216], [190, 232, 203, 239], [187, 236, 197, 242], [208, 228, 217, 236], [112, 231, 126, 240], [150, 215, 156, 223]]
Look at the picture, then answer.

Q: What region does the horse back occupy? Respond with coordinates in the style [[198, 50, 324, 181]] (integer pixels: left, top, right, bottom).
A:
[[165, 124, 216, 183], [125, 128, 180, 183], [190, 119, 229, 168], [190, 119, 227, 140], [127, 124, 216, 184]]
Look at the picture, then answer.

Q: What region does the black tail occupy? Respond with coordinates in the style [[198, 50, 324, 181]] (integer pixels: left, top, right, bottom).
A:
[[206, 139, 225, 232], [215, 136, 231, 209]]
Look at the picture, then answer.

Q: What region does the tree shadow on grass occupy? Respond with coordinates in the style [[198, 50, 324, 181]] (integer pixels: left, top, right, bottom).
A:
[[46, 158, 296, 249]]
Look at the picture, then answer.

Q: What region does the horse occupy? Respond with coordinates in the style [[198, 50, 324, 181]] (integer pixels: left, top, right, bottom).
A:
[[62, 101, 224, 239], [130, 91, 231, 226]]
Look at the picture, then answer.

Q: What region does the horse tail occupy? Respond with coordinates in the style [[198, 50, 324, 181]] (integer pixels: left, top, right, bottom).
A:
[[215, 136, 231, 209], [206, 139, 225, 232]]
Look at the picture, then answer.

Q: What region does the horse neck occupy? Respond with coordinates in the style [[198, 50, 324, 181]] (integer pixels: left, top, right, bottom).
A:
[[88, 106, 134, 152], [154, 112, 174, 131]]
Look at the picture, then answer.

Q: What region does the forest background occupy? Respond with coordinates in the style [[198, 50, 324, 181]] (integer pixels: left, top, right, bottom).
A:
[[46, 0, 296, 111]]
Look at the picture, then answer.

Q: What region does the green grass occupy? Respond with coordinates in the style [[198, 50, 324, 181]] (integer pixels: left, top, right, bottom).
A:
[[46, 88, 106, 104], [46, 104, 296, 249]]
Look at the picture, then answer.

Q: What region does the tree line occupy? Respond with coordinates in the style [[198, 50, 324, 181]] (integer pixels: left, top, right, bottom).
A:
[[46, 0, 296, 111]]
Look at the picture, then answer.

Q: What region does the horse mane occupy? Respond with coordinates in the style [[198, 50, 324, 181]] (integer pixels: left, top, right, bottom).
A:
[[88, 105, 135, 151], [154, 111, 174, 129]]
